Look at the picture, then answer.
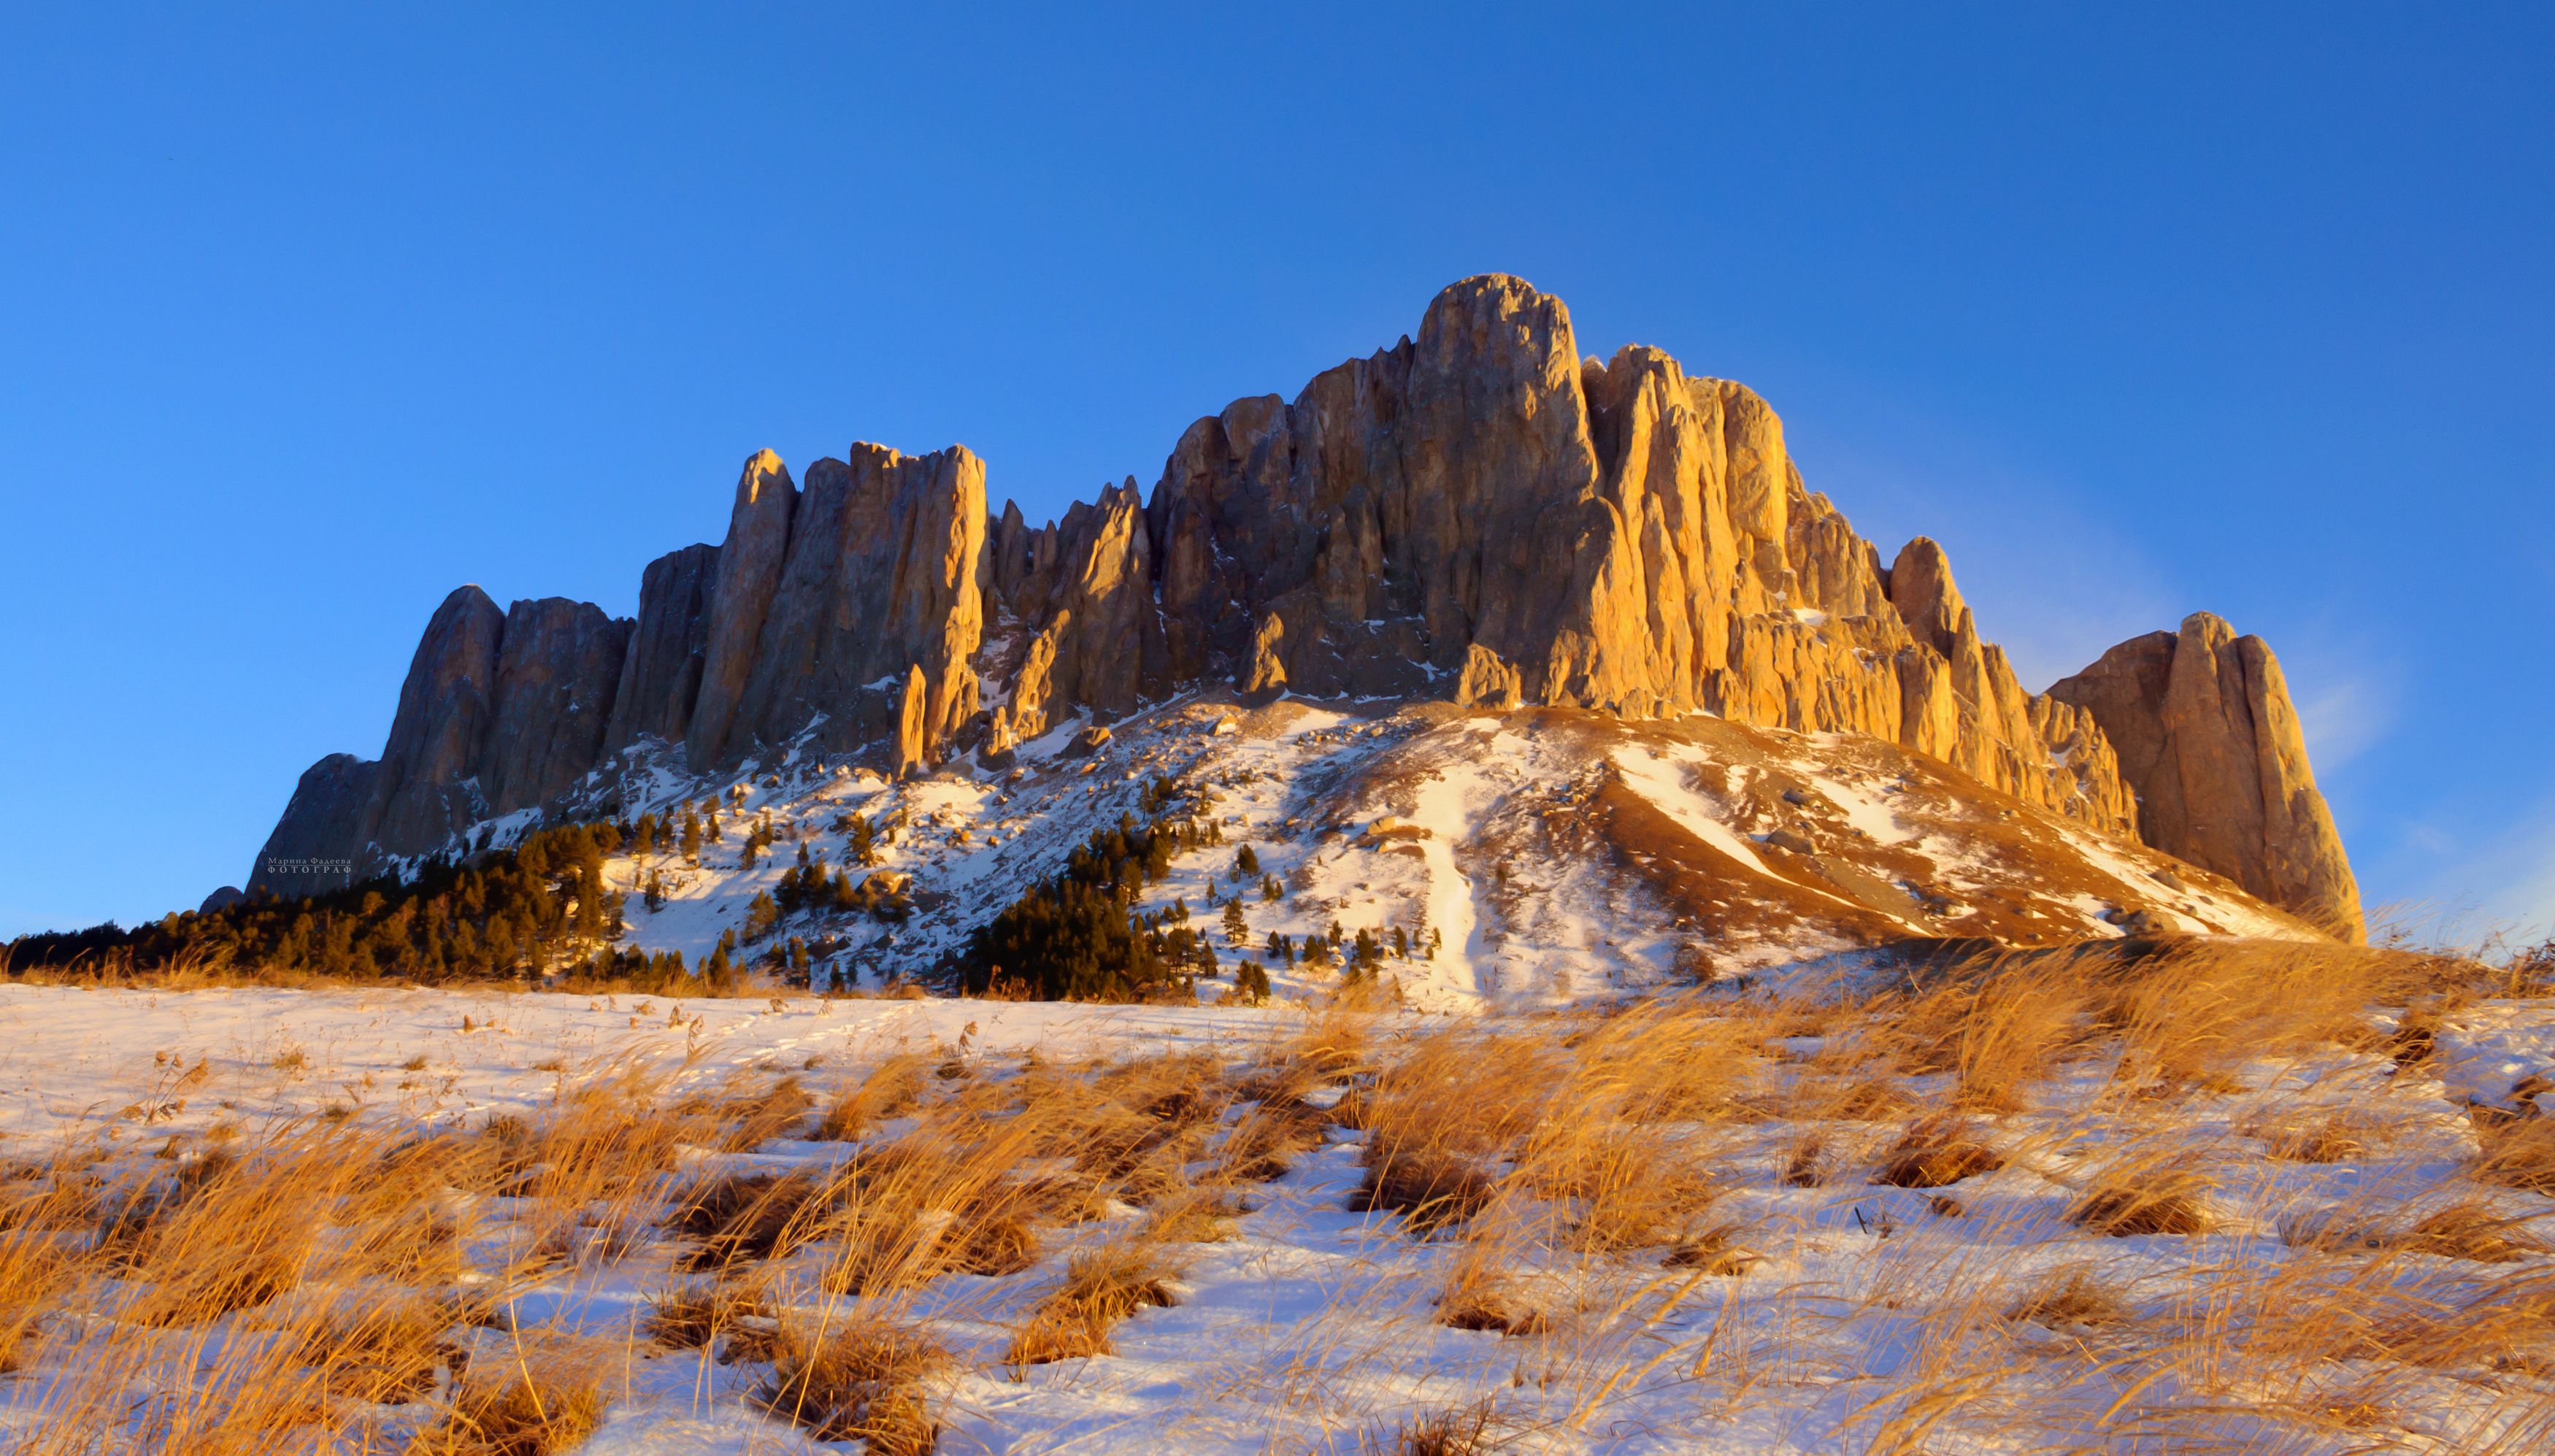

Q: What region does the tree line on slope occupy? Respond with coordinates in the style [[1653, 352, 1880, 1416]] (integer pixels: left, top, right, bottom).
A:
[[3, 824, 674, 987]]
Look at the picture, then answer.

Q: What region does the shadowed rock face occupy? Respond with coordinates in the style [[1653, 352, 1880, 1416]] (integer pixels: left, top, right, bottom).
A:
[[603, 542, 719, 755], [248, 586, 636, 893], [2049, 614, 2365, 942], [364, 585, 507, 855], [247, 275, 2356, 937], [247, 752, 380, 896], [483, 598, 631, 816]]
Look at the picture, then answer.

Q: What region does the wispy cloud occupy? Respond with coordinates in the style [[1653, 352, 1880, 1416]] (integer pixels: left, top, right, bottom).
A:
[[2287, 665, 2398, 777], [2370, 789, 2555, 953], [1791, 402, 2181, 692]]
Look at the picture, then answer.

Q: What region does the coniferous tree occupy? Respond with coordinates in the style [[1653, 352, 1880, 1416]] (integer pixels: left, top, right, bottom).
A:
[[1236, 844, 1261, 877], [1223, 899, 1249, 946]]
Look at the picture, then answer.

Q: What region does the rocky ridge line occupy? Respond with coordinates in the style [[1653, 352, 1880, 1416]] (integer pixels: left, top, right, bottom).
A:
[[248, 275, 2361, 939]]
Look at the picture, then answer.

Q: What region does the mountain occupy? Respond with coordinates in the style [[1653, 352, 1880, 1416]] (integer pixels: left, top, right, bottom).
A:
[[246, 275, 2364, 977]]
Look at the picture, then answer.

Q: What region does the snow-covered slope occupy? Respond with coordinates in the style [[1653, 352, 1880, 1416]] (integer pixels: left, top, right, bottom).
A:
[[550, 696, 2320, 1011]]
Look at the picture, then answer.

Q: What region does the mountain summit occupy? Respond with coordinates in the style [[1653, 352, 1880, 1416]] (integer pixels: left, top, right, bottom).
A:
[[250, 276, 2362, 952]]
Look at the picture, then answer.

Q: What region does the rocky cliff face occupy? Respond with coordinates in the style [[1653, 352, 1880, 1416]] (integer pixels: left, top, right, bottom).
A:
[[2049, 614, 2364, 941], [249, 274, 2359, 939], [602, 542, 719, 755]]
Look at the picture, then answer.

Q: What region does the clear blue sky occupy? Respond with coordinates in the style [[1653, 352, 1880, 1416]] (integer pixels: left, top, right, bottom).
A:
[[4, 5, 2548, 944]]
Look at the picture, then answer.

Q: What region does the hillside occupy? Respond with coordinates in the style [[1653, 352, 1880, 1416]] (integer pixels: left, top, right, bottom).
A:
[[546, 693, 2313, 1008]]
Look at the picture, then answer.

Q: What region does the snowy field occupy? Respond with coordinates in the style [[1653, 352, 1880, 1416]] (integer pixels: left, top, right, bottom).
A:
[[4, 951, 2554, 1455]]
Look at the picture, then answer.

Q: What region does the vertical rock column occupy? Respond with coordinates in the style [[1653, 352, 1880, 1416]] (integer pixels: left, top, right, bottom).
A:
[[2049, 612, 2365, 941], [686, 450, 798, 769]]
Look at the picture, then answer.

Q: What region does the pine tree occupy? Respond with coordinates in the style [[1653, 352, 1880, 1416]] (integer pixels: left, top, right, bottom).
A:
[[1223, 899, 1249, 946], [680, 812, 702, 862], [643, 871, 664, 913], [1236, 844, 1261, 877], [1261, 874, 1282, 904]]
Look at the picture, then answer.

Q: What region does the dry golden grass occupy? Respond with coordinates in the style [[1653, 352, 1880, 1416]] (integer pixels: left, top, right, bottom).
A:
[[2001, 1266, 2131, 1330], [643, 1277, 770, 1349], [417, 1350, 608, 1456], [1004, 1240, 1186, 1366], [2071, 1171, 2216, 1237], [815, 1052, 930, 1140], [1876, 1116, 2005, 1189], [7, 937, 2549, 1453], [2248, 1108, 2379, 1162], [756, 1315, 948, 1452]]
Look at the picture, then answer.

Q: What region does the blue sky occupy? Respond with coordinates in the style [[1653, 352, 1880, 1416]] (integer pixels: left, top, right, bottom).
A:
[[3, 5, 2548, 944]]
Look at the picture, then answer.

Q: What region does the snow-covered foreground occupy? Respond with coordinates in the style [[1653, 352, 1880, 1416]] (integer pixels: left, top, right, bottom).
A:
[[4, 955, 2554, 1455]]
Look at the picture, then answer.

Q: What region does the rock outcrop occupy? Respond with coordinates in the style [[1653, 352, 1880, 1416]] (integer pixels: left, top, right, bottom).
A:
[[721, 444, 986, 770], [363, 585, 507, 856], [2049, 613, 2364, 941], [603, 542, 719, 755], [249, 585, 638, 893], [248, 275, 2354, 936], [482, 598, 631, 816], [685, 450, 798, 771], [247, 752, 380, 896]]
